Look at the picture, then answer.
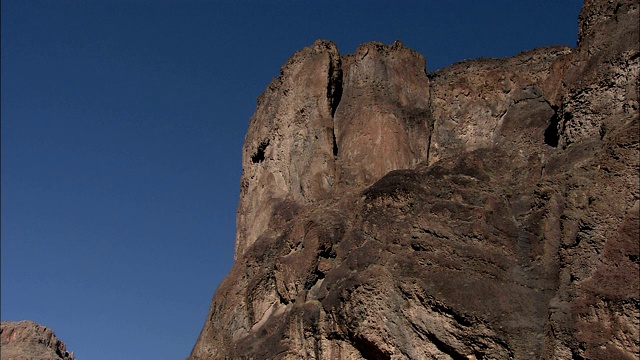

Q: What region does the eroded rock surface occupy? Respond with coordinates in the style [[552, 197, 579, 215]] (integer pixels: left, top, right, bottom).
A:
[[1, 321, 76, 360], [191, 0, 639, 359]]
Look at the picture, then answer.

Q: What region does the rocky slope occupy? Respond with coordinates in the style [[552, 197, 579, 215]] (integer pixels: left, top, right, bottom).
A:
[[190, 0, 639, 359], [1, 321, 76, 360]]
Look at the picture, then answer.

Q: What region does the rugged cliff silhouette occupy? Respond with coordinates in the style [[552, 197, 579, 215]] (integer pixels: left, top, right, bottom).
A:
[[191, 0, 639, 358]]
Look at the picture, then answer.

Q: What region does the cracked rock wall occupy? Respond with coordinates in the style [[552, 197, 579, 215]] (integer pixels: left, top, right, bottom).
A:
[[191, 0, 639, 358]]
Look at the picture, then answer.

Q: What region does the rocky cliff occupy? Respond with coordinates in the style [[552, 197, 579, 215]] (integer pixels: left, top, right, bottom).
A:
[[190, 0, 639, 359], [1, 321, 76, 360]]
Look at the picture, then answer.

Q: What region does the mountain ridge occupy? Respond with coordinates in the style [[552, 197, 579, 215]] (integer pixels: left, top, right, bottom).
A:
[[1, 320, 76, 360]]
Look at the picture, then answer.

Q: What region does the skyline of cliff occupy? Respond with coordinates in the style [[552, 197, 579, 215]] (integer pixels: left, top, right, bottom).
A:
[[1, 2, 594, 359]]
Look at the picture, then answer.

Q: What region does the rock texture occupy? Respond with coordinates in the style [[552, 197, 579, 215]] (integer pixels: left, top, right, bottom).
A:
[[1, 321, 76, 360], [191, 0, 639, 359]]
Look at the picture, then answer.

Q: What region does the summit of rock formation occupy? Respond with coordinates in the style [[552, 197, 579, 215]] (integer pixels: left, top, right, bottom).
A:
[[1, 320, 76, 360], [191, 0, 639, 359]]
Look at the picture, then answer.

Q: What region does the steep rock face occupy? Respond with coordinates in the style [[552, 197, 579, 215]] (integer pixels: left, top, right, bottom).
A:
[[556, 0, 639, 147], [191, 0, 639, 359], [334, 41, 431, 188], [236, 40, 432, 259], [428, 46, 570, 164], [542, 1, 640, 358], [236, 40, 342, 258], [1, 321, 76, 360]]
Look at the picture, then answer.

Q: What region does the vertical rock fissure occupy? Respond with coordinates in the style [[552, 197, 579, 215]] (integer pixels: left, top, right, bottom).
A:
[[426, 124, 433, 165], [425, 72, 436, 164], [327, 60, 343, 118], [544, 105, 560, 148], [327, 55, 343, 158]]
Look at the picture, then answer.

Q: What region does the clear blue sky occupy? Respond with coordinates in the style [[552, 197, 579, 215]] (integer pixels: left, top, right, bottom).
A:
[[2, 1, 581, 359]]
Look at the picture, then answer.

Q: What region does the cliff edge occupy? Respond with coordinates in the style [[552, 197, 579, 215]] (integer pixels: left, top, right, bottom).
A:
[[191, 0, 639, 358]]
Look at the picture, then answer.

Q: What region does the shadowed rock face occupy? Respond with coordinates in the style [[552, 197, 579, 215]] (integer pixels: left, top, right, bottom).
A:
[[191, 0, 639, 359], [1, 321, 76, 360]]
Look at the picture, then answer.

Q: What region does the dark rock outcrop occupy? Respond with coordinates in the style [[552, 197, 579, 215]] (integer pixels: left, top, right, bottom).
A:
[[191, 0, 639, 358], [1, 321, 76, 360]]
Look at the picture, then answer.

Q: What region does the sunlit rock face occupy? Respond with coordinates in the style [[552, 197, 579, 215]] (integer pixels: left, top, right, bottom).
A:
[[191, 0, 639, 358], [234, 40, 432, 260], [1, 321, 76, 360], [334, 41, 431, 189]]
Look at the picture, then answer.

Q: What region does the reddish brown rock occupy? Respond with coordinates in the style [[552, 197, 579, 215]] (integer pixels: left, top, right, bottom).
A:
[[191, 0, 639, 359], [334, 41, 431, 188], [236, 40, 342, 258], [1, 321, 76, 360], [556, 0, 639, 147], [428, 46, 571, 165]]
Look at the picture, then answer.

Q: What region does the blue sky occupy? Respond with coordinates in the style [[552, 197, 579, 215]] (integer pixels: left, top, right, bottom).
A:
[[2, 1, 581, 359]]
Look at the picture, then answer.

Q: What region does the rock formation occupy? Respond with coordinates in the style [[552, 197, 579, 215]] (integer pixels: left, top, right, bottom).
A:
[[1, 321, 76, 360], [190, 0, 639, 358]]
